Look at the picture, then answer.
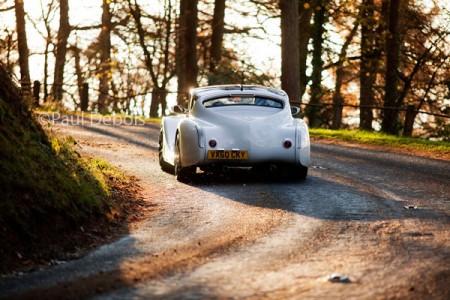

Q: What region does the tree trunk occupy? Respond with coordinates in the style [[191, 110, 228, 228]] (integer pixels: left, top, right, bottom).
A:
[[150, 89, 167, 118], [298, 1, 313, 100], [4, 31, 14, 74], [382, 0, 401, 134], [307, 0, 326, 128], [80, 83, 89, 112], [128, 0, 174, 116], [359, 0, 376, 131], [161, 0, 174, 115], [150, 89, 160, 118], [33, 81, 40, 106], [42, 0, 56, 103], [128, 0, 155, 80], [14, 0, 31, 95], [71, 45, 85, 110], [209, 0, 225, 75], [280, 0, 300, 104], [333, 22, 359, 129], [177, 0, 198, 106], [52, 0, 70, 102], [402, 105, 416, 137], [402, 61, 442, 137], [97, 0, 112, 113], [161, 90, 168, 116], [43, 34, 50, 102]]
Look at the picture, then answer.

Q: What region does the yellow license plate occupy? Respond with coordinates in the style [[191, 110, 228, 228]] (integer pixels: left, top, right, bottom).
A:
[[208, 150, 248, 160]]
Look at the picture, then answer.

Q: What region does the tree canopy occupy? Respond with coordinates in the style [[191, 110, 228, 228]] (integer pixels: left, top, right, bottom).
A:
[[1, 0, 449, 138]]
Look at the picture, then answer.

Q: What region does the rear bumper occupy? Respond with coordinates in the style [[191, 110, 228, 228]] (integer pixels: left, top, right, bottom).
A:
[[198, 161, 307, 174]]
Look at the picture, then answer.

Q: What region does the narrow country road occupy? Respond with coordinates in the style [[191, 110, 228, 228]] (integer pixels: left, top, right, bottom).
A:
[[1, 119, 449, 299]]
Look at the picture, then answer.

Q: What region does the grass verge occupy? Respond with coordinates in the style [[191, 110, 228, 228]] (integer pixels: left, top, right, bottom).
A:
[[310, 129, 450, 159]]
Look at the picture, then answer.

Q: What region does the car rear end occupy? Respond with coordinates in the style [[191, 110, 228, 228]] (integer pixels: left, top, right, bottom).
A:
[[191, 91, 303, 171]]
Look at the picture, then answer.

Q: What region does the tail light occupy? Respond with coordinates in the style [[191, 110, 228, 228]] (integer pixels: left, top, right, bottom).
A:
[[209, 139, 217, 148], [283, 139, 292, 148]]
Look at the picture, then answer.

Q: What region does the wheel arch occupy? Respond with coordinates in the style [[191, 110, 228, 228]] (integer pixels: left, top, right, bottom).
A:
[[177, 119, 206, 167]]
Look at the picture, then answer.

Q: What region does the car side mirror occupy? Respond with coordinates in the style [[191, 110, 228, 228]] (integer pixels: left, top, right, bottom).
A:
[[291, 106, 300, 116], [171, 105, 188, 114]]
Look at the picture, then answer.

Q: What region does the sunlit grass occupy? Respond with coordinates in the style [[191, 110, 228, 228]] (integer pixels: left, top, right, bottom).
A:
[[309, 128, 450, 153]]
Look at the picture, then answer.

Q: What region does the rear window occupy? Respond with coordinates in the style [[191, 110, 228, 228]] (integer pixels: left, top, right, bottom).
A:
[[203, 96, 283, 109]]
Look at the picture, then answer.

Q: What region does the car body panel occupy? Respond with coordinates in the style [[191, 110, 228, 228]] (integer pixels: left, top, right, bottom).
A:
[[161, 115, 184, 165], [160, 85, 311, 174]]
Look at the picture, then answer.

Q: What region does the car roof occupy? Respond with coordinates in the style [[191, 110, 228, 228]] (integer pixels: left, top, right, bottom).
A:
[[191, 85, 288, 101]]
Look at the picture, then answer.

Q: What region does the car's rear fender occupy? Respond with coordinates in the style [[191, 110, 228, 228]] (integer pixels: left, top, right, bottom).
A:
[[295, 119, 311, 167], [178, 119, 207, 167]]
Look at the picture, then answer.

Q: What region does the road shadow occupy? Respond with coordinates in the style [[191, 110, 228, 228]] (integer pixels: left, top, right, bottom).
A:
[[181, 164, 450, 224], [3, 119, 449, 299]]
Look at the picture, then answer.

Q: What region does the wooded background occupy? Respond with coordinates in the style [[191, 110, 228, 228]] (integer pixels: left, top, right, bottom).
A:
[[1, 0, 449, 138]]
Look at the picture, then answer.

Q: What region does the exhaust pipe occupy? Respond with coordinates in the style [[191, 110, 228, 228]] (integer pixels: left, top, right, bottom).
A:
[[222, 166, 230, 173], [269, 164, 277, 172]]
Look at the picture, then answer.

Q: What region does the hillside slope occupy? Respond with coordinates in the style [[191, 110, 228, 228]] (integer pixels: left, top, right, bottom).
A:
[[0, 65, 142, 274]]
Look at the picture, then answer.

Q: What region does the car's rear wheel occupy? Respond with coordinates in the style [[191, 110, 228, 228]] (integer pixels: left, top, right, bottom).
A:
[[174, 133, 195, 183], [287, 165, 308, 181], [159, 130, 174, 174]]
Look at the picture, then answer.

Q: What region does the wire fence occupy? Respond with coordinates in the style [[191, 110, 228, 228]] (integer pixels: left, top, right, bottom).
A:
[[28, 80, 450, 120], [297, 102, 450, 119]]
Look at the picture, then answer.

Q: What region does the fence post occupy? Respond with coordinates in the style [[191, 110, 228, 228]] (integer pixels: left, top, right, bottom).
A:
[[332, 97, 343, 129], [80, 83, 89, 112], [403, 105, 416, 137], [33, 80, 40, 106]]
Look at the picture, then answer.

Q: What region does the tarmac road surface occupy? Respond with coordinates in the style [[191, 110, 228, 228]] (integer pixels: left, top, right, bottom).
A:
[[0, 119, 449, 299]]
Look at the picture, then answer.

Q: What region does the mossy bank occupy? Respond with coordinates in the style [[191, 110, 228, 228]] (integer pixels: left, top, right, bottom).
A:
[[0, 65, 141, 274]]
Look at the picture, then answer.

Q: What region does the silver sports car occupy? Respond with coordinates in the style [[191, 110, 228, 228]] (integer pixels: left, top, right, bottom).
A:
[[159, 85, 311, 182]]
